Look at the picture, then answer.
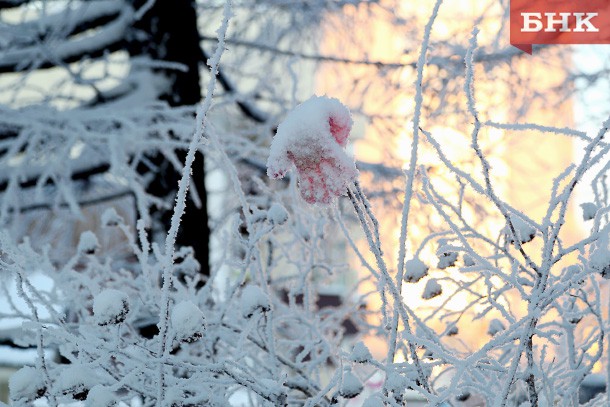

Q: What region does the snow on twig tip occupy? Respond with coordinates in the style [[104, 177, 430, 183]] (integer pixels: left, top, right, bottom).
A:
[[339, 371, 363, 398], [241, 284, 271, 318], [422, 278, 442, 300], [101, 207, 123, 227], [506, 216, 536, 245], [172, 300, 206, 343], [403, 258, 428, 283], [487, 318, 506, 336], [581, 202, 598, 221], [9, 366, 46, 403], [93, 289, 131, 326], [85, 385, 116, 407], [78, 230, 100, 255], [350, 341, 373, 363], [267, 95, 358, 204], [267, 202, 289, 225]]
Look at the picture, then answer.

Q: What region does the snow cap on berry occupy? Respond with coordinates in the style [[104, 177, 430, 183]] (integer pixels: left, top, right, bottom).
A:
[[93, 289, 130, 326]]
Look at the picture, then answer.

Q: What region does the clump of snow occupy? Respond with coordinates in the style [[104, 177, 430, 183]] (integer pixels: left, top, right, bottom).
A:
[[506, 216, 536, 245], [340, 371, 363, 398], [241, 284, 271, 318], [101, 207, 124, 227], [487, 318, 505, 336], [93, 288, 131, 326], [403, 258, 428, 283], [385, 372, 407, 395], [589, 248, 610, 278], [437, 251, 458, 269], [175, 253, 200, 276], [54, 365, 98, 400], [581, 202, 598, 221], [456, 391, 471, 401], [9, 366, 46, 402], [566, 307, 582, 324], [78, 230, 100, 254], [422, 279, 442, 300], [267, 95, 358, 204], [86, 385, 116, 407], [562, 264, 585, 285], [267, 203, 288, 225], [463, 254, 475, 267], [446, 324, 458, 336], [172, 300, 205, 343], [350, 341, 373, 363]]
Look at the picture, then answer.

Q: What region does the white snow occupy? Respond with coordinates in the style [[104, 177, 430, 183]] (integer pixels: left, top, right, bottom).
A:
[[9, 366, 46, 402], [446, 324, 458, 336], [422, 279, 442, 300], [340, 371, 363, 398], [53, 365, 98, 399], [581, 202, 598, 221], [361, 395, 385, 407], [171, 300, 205, 343], [437, 252, 458, 269], [487, 318, 505, 336], [93, 289, 130, 326], [0, 273, 55, 331], [350, 341, 373, 363], [506, 216, 536, 245], [78, 231, 100, 254], [385, 372, 407, 394], [240, 285, 271, 318], [267, 95, 358, 204], [267, 203, 288, 226], [403, 258, 428, 283], [463, 254, 475, 267], [86, 385, 117, 407], [588, 248, 610, 278], [101, 207, 124, 227]]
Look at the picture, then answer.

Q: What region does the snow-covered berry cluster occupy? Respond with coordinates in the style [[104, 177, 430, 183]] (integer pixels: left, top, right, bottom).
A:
[[93, 288, 131, 326]]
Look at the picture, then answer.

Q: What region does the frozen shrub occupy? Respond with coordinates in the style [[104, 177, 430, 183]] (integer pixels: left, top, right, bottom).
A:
[[93, 288, 131, 326]]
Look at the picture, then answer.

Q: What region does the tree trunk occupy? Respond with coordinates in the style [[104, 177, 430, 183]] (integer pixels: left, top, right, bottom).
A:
[[129, 0, 210, 277]]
